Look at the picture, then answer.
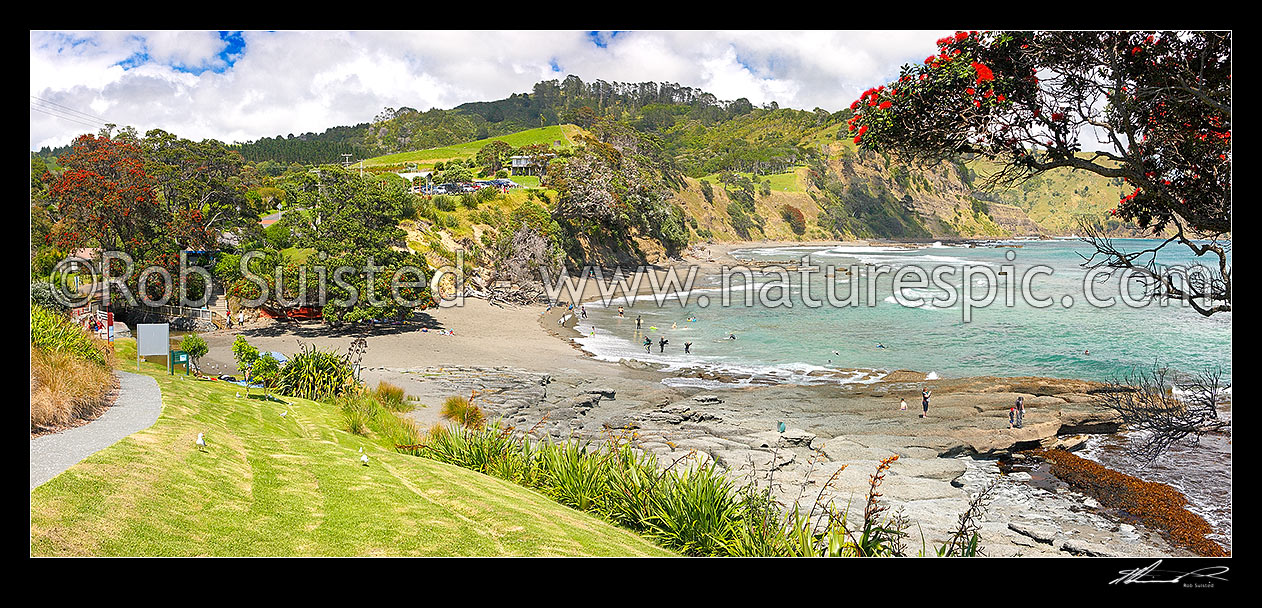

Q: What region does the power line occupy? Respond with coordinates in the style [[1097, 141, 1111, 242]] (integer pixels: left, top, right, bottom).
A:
[[30, 96, 110, 124], [30, 106, 101, 130]]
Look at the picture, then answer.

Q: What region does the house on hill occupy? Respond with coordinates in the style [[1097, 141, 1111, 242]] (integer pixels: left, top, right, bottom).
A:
[[510, 154, 553, 177]]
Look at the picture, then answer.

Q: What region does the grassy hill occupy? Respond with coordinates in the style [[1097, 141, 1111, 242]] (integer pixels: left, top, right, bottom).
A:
[[29, 339, 671, 557], [360, 125, 586, 168]]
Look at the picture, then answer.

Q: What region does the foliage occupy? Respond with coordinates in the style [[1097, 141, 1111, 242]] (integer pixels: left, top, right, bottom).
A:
[[779, 204, 807, 235], [30, 305, 110, 367], [179, 333, 209, 371], [848, 30, 1230, 314], [31, 280, 68, 313], [31, 345, 116, 432], [413, 424, 984, 557], [440, 395, 486, 429], [231, 335, 259, 375], [273, 343, 357, 401], [374, 381, 408, 411]]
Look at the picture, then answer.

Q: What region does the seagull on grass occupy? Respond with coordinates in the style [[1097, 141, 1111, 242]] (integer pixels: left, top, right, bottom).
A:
[[360, 453, 369, 466], [358, 447, 363, 454], [196, 433, 208, 451], [280, 410, 287, 418]]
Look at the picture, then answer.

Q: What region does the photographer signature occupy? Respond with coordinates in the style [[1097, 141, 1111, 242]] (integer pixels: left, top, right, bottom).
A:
[[1110, 560, 1229, 585]]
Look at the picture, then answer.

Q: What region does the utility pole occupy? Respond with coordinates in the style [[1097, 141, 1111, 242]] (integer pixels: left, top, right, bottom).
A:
[[341, 153, 353, 168]]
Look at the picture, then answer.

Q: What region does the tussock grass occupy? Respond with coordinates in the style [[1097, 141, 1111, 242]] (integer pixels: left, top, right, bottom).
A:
[[30, 346, 117, 432], [30, 305, 117, 432], [440, 395, 486, 429], [373, 381, 408, 411]]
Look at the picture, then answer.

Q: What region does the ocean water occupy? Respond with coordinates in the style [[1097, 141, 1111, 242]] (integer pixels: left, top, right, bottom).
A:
[[574, 237, 1232, 549], [575, 238, 1232, 387]]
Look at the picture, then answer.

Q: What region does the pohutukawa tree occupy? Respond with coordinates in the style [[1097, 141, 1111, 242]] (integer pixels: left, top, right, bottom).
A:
[[849, 30, 1230, 316]]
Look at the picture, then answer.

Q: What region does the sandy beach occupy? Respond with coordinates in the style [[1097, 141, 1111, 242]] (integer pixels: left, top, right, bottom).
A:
[[194, 240, 1216, 556]]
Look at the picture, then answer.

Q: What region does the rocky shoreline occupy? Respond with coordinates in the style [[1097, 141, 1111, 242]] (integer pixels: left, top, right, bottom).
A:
[[367, 363, 1188, 557]]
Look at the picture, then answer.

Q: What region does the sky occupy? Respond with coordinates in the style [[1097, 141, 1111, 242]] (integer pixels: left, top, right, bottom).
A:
[[29, 30, 953, 151]]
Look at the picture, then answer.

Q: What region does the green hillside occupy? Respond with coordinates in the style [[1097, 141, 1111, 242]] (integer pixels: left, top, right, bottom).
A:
[[360, 125, 585, 168], [29, 340, 672, 557]]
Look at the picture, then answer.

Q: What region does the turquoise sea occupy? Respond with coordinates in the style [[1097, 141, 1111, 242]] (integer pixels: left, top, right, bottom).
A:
[[575, 238, 1231, 387], [575, 237, 1232, 549]]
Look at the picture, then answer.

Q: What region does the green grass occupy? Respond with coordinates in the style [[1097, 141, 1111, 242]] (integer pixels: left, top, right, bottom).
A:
[[698, 169, 805, 193], [280, 247, 316, 264], [29, 339, 672, 557], [360, 125, 584, 168]]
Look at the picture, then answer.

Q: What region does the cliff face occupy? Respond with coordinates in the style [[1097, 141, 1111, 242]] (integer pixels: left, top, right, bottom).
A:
[[669, 138, 1144, 243]]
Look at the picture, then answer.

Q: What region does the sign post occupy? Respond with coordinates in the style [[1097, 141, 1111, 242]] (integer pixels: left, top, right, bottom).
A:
[[136, 323, 170, 371], [170, 350, 189, 375]]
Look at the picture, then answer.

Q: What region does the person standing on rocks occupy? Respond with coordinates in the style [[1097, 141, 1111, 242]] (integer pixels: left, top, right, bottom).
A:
[[921, 387, 931, 418], [1015, 396, 1025, 428]]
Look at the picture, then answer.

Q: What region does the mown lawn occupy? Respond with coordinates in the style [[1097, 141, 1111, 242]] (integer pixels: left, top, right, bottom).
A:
[[360, 125, 583, 168], [30, 340, 671, 557]]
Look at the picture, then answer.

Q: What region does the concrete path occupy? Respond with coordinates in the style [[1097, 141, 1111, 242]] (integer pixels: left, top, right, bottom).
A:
[[30, 371, 162, 490]]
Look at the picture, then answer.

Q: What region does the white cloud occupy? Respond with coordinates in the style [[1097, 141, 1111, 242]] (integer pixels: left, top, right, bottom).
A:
[[29, 30, 952, 151]]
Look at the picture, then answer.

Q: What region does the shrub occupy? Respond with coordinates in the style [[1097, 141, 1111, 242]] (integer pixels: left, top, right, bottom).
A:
[[700, 180, 714, 203], [179, 333, 208, 372], [31, 305, 110, 367], [406, 423, 956, 557], [31, 281, 67, 313], [460, 193, 479, 210], [252, 353, 280, 395], [231, 336, 259, 375], [475, 186, 500, 203], [780, 205, 807, 235], [273, 343, 356, 401], [433, 195, 457, 212], [495, 169, 508, 178], [440, 395, 486, 429]]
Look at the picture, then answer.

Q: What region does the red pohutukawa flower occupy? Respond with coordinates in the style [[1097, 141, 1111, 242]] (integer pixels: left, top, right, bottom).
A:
[[971, 61, 994, 83], [879, 101, 892, 110]]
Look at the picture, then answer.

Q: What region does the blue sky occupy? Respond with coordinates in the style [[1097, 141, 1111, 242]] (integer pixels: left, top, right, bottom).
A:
[[30, 30, 950, 150]]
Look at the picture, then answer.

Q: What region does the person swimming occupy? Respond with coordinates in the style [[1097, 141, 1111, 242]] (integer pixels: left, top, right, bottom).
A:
[[728, 333, 737, 340], [877, 343, 886, 349]]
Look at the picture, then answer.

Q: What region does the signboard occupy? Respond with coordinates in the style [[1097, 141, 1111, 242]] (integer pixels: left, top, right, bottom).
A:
[[136, 323, 170, 370], [170, 350, 190, 375]]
